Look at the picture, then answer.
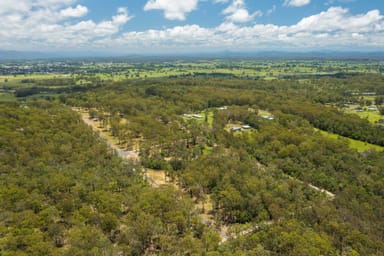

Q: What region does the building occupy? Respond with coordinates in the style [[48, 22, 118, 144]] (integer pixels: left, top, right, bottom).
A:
[[231, 127, 242, 132], [262, 115, 274, 120]]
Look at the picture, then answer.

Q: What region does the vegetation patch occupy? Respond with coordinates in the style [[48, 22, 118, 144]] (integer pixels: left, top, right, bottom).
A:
[[1, 59, 384, 255], [316, 129, 384, 152]]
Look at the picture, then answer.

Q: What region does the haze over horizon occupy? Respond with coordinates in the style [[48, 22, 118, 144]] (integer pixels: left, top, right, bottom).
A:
[[0, 0, 383, 54]]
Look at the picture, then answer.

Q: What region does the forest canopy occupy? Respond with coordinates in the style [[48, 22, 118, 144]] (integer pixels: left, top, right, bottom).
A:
[[1, 60, 384, 255]]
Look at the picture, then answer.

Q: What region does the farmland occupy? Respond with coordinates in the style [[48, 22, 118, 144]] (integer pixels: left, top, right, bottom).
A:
[[317, 129, 384, 152], [1, 58, 383, 102]]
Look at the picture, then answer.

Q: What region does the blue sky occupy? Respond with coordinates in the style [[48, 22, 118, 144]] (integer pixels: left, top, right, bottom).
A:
[[0, 0, 383, 53]]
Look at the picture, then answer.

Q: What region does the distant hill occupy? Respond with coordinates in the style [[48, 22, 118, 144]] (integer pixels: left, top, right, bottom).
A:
[[0, 50, 132, 61], [0, 50, 55, 60], [201, 51, 384, 60]]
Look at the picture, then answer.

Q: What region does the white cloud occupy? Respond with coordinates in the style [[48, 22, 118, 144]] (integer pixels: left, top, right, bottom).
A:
[[266, 5, 277, 16], [144, 0, 198, 21], [0, 3, 383, 52], [291, 7, 383, 33], [222, 0, 261, 23], [35, 0, 76, 6], [104, 7, 384, 52], [0, 0, 30, 14], [60, 5, 88, 18], [284, 0, 311, 7], [326, 0, 356, 6], [0, 1, 132, 50], [113, 8, 132, 25], [0, 0, 78, 14]]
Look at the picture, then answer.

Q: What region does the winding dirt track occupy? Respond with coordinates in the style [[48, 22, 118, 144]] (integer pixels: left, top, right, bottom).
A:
[[74, 108, 225, 237], [74, 107, 336, 243]]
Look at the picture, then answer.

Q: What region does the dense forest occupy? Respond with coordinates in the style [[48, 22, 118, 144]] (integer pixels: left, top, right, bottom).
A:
[[1, 67, 384, 255], [0, 103, 220, 255]]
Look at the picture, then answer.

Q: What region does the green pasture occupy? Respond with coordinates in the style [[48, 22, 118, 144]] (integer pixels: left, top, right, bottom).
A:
[[258, 109, 273, 117], [1, 73, 72, 89], [202, 110, 214, 128], [344, 105, 383, 123], [202, 146, 213, 155], [2, 59, 382, 84], [81, 59, 382, 81], [0, 92, 16, 102], [355, 111, 382, 123], [182, 110, 214, 128], [317, 129, 384, 152]]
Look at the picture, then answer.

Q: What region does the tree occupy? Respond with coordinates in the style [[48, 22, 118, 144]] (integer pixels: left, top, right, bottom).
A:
[[65, 226, 111, 256], [378, 106, 384, 115], [375, 96, 384, 106]]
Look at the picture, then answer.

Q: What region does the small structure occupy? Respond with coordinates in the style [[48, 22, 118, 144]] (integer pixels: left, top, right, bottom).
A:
[[184, 113, 203, 119], [262, 115, 274, 120], [183, 114, 193, 118], [192, 114, 203, 119], [231, 127, 242, 132], [217, 106, 227, 110], [368, 106, 378, 111], [242, 125, 252, 129]]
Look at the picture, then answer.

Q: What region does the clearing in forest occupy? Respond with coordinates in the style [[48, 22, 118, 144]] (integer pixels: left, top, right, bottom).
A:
[[317, 129, 384, 152], [73, 107, 223, 237], [74, 107, 339, 244]]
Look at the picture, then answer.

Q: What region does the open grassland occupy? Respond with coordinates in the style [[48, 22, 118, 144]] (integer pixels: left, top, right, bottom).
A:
[[317, 129, 384, 152], [199, 110, 214, 128], [344, 105, 383, 123], [0, 92, 16, 102], [2, 59, 382, 83], [258, 109, 273, 117], [182, 110, 214, 128], [2, 73, 69, 84], [354, 111, 382, 123]]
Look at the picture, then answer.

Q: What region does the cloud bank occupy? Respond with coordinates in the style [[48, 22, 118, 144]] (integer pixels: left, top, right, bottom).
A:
[[0, 0, 382, 52]]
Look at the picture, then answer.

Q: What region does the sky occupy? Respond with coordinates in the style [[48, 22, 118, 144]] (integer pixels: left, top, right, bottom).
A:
[[0, 0, 383, 53]]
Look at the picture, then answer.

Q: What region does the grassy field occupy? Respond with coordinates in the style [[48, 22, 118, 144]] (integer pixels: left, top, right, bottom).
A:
[[357, 111, 382, 123], [258, 109, 273, 117], [2, 73, 67, 84], [1, 59, 383, 86], [182, 110, 214, 128], [200, 110, 214, 128], [317, 129, 384, 152], [352, 110, 382, 123], [344, 104, 383, 123], [0, 92, 16, 102]]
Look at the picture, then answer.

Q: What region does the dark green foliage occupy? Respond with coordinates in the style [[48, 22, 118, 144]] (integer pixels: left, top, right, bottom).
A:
[[0, 103, 215, 255], [61, 75, 384, 254], [379, 106, 384, 115], [281, 100, 384, 145], [2, 70, 384, 255]]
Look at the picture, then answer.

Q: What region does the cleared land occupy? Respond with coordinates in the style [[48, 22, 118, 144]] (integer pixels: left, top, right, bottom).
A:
[[317, 129, 384, 152]]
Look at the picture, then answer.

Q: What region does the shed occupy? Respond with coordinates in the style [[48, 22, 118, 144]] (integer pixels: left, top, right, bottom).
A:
[[231, 127, 242, 132]]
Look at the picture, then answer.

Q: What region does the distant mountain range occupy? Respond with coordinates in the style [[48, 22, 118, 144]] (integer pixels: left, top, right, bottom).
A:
[[1, 50, 384, 61], [0, 50, 52, 60]]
